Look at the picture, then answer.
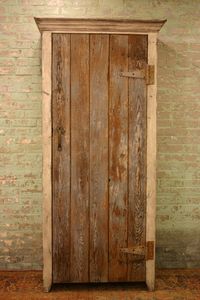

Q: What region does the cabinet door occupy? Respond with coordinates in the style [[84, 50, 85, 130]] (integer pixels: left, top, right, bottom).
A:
[[52, 33, 147, 283]]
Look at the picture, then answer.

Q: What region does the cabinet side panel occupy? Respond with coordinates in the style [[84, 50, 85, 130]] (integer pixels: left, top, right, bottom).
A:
[[42, 31, 52, 292], [52, 34, 71, 283], [146, 33, 157, 291]]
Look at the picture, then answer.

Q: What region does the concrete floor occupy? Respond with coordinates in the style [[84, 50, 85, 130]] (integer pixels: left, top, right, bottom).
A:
[[0, 269, 199, 299]]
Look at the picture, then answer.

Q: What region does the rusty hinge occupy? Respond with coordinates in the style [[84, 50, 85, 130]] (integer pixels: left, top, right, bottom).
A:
[[120, 241, 154, 261], [120, 65, 155, 85], [145, 65, 155, 85], [146, 241, 154, 260], [120, 70, 145, 79], [120, 245, 145, 256]]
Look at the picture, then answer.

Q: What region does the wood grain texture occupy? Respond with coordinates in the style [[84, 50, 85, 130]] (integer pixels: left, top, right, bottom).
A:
[[52, 34, 71, 283], [128, 35, 148, 281], [70, 34, 90, 282], [89, 34, 109, 282], [146, 33, 157, 291], [35, 18, 167, 34], [40, 18, 163, 289], [109, 35, 128, 281], [42, 31, 52, 292]]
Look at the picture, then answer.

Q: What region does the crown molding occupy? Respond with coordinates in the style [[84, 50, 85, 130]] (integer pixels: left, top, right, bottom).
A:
[[34, 17, 167, 34]]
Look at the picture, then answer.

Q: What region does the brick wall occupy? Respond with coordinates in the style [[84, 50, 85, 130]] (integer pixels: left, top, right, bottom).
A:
[[0, 0, 199, 270]]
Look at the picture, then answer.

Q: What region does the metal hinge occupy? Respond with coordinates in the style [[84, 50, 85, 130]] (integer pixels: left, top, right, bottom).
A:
[[146, 65, 155, 85], [120, 245, 145, 256], [146, 241, 154, 260], [120, 65, 155, 85], [120, 241, 154, 261]]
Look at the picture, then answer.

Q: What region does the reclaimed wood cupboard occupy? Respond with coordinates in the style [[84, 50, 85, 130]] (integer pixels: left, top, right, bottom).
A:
[[35, 18, 166, 292]]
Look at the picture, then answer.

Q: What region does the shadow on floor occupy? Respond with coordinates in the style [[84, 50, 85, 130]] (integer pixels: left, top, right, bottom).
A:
[[0, 269, 200, 299]]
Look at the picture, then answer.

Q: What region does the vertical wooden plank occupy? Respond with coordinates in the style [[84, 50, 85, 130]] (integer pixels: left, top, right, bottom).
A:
[[109, 35, 128, 281], [128, 35, 148, 281], [42, 31, 52, 292], [52, 34, 71, 283], [89, 34, 109, 282], [146, 33, 157, 291], [70, 34, 90, 282]]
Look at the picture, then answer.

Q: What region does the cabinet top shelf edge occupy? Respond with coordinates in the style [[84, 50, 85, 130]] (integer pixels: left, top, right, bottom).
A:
[[34, 17, 167, 34]]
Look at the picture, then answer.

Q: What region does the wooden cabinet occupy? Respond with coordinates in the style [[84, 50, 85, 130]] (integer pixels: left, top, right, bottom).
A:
[[35, 18, 166, 292]]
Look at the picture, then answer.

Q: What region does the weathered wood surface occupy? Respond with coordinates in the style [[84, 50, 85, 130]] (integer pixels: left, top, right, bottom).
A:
[[51, 33, 150, 284], [128, 35, 147, 281], [52, 34, 71, 283], [89, 34, 109, 282], [70, 34, 90, 282], [146, 33, 157, 291], [35, 18, 167, 34], [109, 35, 128, 281], [42, 31, 52, 292]]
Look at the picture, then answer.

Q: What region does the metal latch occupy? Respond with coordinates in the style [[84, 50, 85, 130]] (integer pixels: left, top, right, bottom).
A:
[[120, 65, 155, 85], [120, 241, 154, 261], [56, 126, 65, 151]]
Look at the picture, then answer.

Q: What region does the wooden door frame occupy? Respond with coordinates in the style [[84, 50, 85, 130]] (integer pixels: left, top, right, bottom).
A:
[[35, 18, 166, 292]]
